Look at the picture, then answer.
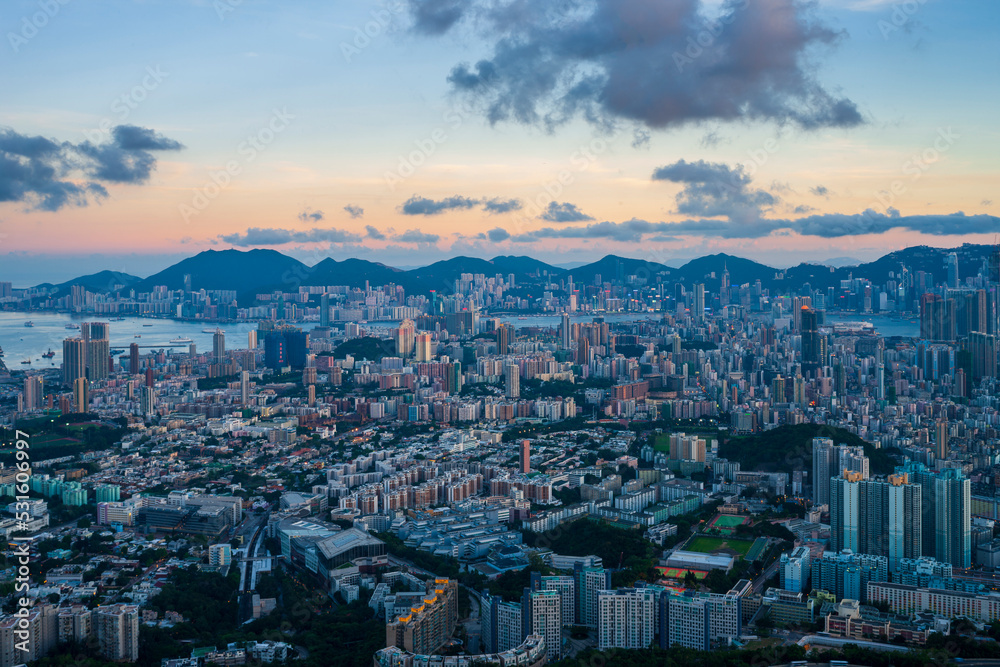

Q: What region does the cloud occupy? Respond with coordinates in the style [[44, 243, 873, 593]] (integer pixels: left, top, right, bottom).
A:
[[344, 204, 364, 218], [409, 0, 468, 35], [485, 227, 511, 242], [512, 218, 669, 243], [0, 124, 183, 211], [810, 185, 831, 197], [400, 194, 480, 215], [483, 197, 523, 214], [417, 0, 863, 133], [298, 209, 324, 222], [365, 225, 386, 240], [219, 227, 362, 246], [503, 211, 1000, 243], [540, 201, 595, 223], [652, 159, 776, 221], [394, 229, 441, 243], [983, 199, 993, 207]]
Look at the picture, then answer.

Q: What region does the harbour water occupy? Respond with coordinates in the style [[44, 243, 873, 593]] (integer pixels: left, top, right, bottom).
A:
[[0, 310, 919, 371]]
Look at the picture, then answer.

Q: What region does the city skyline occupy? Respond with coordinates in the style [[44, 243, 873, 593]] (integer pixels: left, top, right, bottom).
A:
[[1, 0, 998, 283]]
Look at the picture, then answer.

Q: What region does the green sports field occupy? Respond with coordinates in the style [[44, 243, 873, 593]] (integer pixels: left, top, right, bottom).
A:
[[712, 515, 746, 528], [683, 535, 754, 557]]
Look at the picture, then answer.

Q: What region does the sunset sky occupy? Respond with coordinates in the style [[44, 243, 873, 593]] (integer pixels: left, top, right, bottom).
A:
[[1, 0, 998, 284]]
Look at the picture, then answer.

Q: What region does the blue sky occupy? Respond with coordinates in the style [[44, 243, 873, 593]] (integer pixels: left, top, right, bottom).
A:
[[0, 0, 998, 284]]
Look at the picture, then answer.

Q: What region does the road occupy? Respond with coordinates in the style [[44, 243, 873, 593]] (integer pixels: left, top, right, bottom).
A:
[[752, 554, 781, 593]]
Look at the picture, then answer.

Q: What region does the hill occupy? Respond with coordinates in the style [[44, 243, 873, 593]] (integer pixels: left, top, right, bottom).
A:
[[674, 253, 778, 288], [131, 249, 308, 295], [718, 424, 899, 476], [37, 270, 141, 297], [559, 254, 672, 285]]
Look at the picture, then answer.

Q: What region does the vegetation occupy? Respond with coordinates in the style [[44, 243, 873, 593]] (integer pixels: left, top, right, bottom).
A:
[[521, 519, 657, 587], [333, 336, 394, 361], [718, 423, 900, 476]]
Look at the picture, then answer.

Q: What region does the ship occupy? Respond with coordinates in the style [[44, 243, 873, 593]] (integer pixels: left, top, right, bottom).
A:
[[134, 334, 141, 338], [23, 321, 33, 327], [42, 349, 55, 359], [142, 324, 153, 327], [20, 359, 30, 364], [170, 337, 193, 344], [65, 323, 80, 330]]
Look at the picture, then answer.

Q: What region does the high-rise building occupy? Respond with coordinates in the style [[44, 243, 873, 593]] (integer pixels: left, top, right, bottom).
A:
[[62, 338, 87, 387], [920, 293, 957, 341], [812, 438, 836, 507], [935, 421, 949, 460], [23, 375, 43, 411], [505, 363, 520, 399], [897, 462, 972, 568], [812, 550, 888, 601], [693, 283, 705, 320], [780, 546, 811, 593], [84, 322, 110, 382], [529, 573, 574, 627], [248, 329, 257, 350], [129, 343, 140, 374], [213, 329, 226, 364], [96, 604, 139, 662], [946, 252, 960, 289], [830, 472, 921, 570], [320, 293, 331, 327], [598, 587, 658, 650], [520, 440, 531, 474], [480, 592, 523, 654], [73, 377, 89, 413], [522, 589, 561, 662], [497, 323, 512, 355], [264, 332, 287, 369], [393, 319, 416, 357], [415, 333, 434, 362], [800, 307, 824, 377], [574, 565, 612, 628], [240, 370, 250, 406], [561, 313, 572, 349]]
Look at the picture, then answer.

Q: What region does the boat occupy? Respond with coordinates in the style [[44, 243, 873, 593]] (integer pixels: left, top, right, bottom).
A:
[[142, 324, 153, 327], [134, 334, 141, 338], [170, 337, 193, 344], [20, 359, 30, 364], [65, 323, 80, 330], [23, 321, 33, 327], [42, 349, 55, 359]]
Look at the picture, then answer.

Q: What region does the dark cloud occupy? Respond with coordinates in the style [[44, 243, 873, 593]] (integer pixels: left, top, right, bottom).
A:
[[365, 225, 386, 240], [652, 159, 776, 221], [410, 0, 468, 35], [483, 197, 523, 214], [631, 129, 650, 149], [422, 0, 862, 133], [982, 199, 993, 206], [395, 229, 441, 244], [502, 211, 1000, 243], [0, 124, 183, 211], [540, 201, 595, 223], [400, 195, 480, 215], [486, 227, 511, 242], [298, 209, 324, 222], [219, 227, 362, 246], [512, 218, 667, 243], [344, 204, 364, 218], [810, 185, 831, 197]]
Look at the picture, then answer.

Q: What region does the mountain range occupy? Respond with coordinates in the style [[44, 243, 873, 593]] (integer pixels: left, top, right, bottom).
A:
[[30, 244, 997, 305]]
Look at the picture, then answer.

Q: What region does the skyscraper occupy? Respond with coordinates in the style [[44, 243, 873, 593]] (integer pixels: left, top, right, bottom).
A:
[[415, 333, 434, 362], [561, 312, 572, 349], [23, 375, 43, 411], [393, 319, 416, 357], [320, 292, 331, 327], [935, 421, 949, 461], [693, 283, 705, 321], [96, 604, 139, 662], [800, 307, 823, 376], [520, 439, 531, 473], [812, 437, 836, 507], [62, 338, 87, 387], [497, 323, 512, 355], [521, 589, 562, 662], [897, 461, 972, 568], [73, 377, 89, 413], [240, 370, 250, 406], [213, 329, 225, 364], [505, 363, 520, 399], [84, 322, 110, 382], [946, 251, 959, 289], [129, 343, 140, 375]]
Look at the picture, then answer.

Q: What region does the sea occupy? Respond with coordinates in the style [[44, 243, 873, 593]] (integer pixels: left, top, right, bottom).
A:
[[0, 310, 920, 371]]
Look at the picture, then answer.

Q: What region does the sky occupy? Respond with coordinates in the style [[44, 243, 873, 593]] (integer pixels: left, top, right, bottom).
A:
[[0, 0, 998, 284]]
